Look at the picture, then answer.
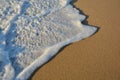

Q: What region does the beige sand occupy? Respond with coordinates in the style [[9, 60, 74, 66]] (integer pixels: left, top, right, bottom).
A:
[[31, 0, 120, 80]]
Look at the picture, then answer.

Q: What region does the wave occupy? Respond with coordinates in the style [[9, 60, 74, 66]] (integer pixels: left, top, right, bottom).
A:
[[0, 0, 97, 80]]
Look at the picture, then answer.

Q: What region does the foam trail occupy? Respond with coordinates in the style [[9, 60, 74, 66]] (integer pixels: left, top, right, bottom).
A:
[[0, 0, 97, 80]]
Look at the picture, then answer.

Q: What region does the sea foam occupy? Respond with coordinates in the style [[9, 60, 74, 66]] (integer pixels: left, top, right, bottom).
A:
[[0, 0, 97, 80]]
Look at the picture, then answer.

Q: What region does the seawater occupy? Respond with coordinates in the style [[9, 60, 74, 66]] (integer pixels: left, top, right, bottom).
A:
[[0, 0, 97, 80]]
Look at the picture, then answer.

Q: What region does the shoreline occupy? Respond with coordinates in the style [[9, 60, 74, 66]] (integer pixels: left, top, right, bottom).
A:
[[31, 0, 120, 80]]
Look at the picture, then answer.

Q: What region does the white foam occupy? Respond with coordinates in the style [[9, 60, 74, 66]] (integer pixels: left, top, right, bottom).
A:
[[16, 25, 97, 80], [0, 0, 97, 80]]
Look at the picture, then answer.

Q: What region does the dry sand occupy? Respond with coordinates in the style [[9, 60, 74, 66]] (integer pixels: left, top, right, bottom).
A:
[[31, 0, 120, 80]]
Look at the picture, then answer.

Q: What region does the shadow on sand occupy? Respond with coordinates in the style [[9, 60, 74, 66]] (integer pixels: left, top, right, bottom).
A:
[[28, 0, 100, 80]]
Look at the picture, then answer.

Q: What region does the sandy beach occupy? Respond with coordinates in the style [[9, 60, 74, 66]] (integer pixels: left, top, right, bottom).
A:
[[31, 0, 120, 80]]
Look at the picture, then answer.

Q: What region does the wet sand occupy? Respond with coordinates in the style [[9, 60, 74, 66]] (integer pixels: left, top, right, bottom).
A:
[[31, 0, 120, 80]]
